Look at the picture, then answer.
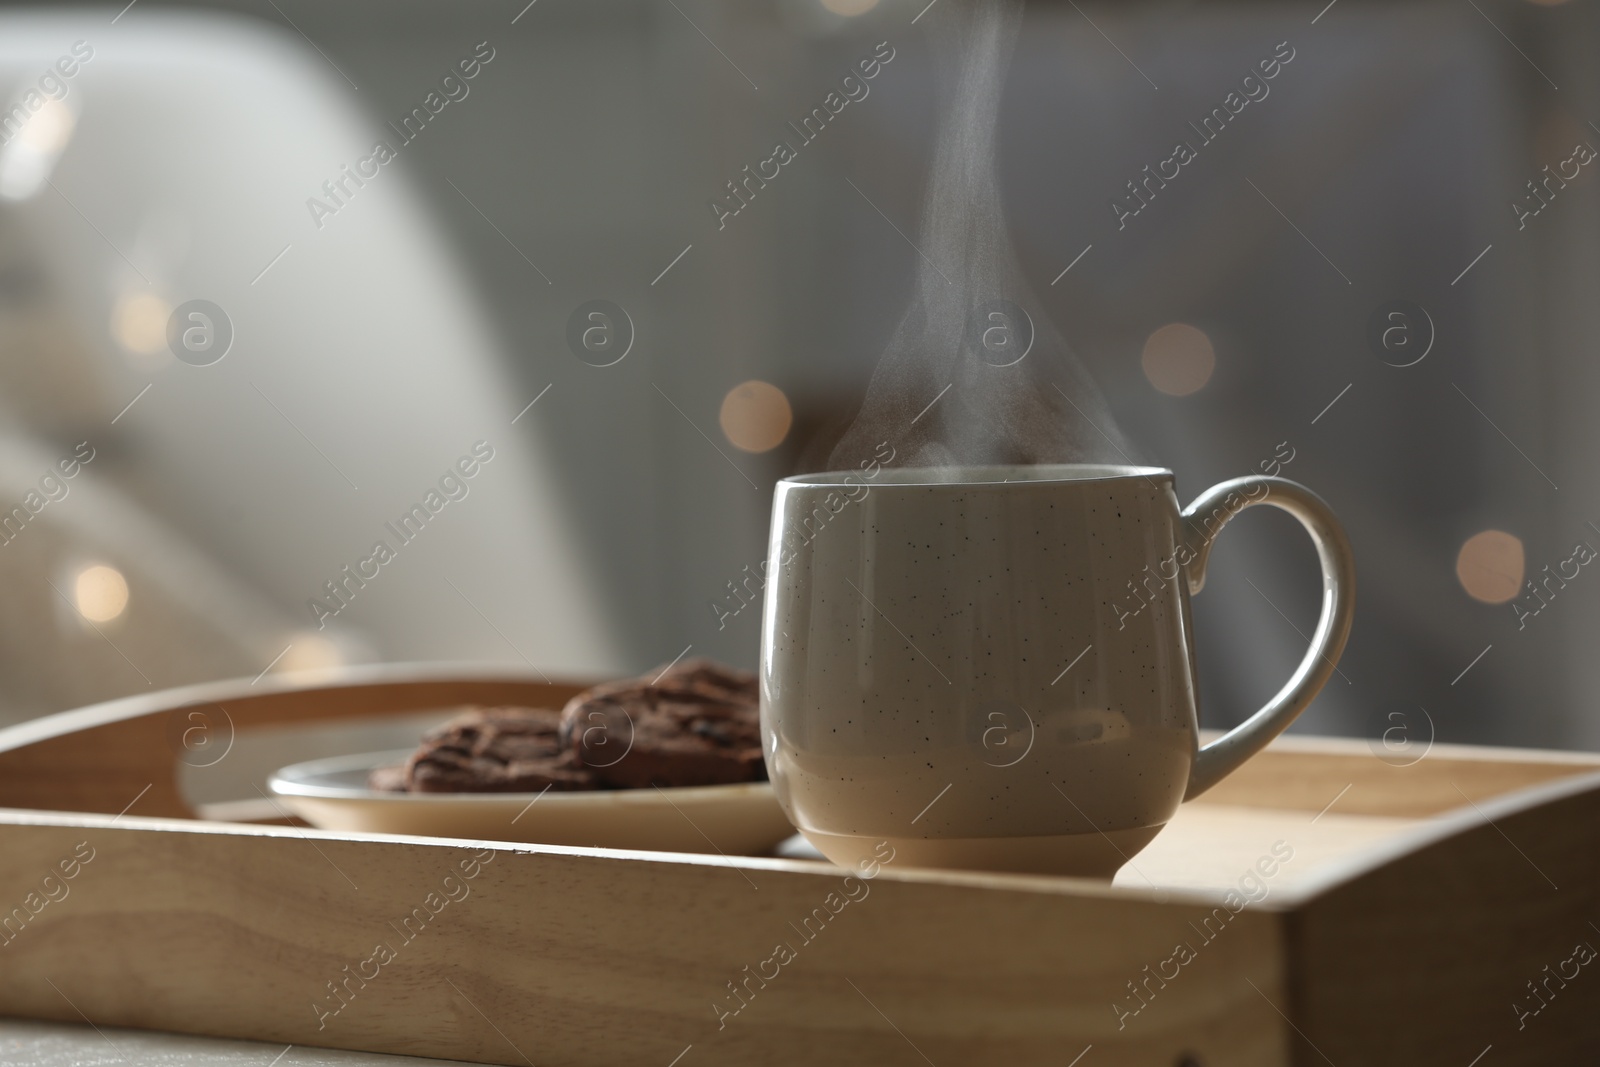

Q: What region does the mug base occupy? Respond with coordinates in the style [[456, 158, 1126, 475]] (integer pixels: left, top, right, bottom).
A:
[[800, 824, 1166, 881]]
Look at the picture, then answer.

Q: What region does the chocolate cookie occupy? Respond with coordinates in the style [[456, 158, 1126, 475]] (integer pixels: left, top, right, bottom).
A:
[[402, 706, 599, 793], [560, 658, 765, 788]]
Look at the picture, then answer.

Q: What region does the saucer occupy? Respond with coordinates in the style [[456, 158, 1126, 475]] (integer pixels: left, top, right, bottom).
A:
[[268, 748, 795, 854]]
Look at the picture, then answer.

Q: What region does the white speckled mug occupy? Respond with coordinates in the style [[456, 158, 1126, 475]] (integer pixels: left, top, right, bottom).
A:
[[760, 465, 1354, 878]]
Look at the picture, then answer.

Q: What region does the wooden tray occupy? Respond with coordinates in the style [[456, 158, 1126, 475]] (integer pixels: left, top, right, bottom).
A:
[[1, 665, 1598, 1066]]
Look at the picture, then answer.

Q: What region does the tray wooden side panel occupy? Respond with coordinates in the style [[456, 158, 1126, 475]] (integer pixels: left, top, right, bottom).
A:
[[0, 671, 585, 818], [0, 813, 1293, 1067], [1288, 771, 1600, 1065]]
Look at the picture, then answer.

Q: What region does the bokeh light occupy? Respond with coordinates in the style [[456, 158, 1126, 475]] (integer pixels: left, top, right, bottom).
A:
[[1456, 529, 1525, 604], [279, 634, 345, 675], [719, 380, 793, 453], [0, 98, 76, 201], [1141, 323, 1216, 396], [111, 292, 171, 356], [74, 564, 129, 622]]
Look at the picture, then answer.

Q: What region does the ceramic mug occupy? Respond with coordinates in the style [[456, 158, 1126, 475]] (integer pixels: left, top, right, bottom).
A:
[[759, 464, 1354, 878]]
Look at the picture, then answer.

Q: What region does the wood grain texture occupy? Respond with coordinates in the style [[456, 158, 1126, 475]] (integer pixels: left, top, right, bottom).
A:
[[1121, 803, 1421, 897], [0, 666, 588, 818], [1195, 734, 1600, 817], [0, 811, 1291, 1067], [1288, 770, 1600, 1067], [4, 669, 1600, 1065]]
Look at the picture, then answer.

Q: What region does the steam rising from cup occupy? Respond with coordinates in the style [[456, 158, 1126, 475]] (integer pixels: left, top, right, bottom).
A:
[[827, 0, 1131, 471]]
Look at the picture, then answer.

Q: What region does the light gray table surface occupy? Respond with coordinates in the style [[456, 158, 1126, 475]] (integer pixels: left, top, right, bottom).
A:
[[0, 1019, 474, 1067]]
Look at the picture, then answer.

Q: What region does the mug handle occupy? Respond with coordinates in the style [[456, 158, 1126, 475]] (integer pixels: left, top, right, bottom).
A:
[[1179, 475, 1356, 800]]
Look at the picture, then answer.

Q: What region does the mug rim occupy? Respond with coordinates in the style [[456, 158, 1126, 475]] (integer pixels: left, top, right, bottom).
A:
[[779, 463, 1173, 488]]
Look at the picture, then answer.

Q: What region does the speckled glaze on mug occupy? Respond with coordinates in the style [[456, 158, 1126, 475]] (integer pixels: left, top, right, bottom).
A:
[[760, 465, 1354, 878]]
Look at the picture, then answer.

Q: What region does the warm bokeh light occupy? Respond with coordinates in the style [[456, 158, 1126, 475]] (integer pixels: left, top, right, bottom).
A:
[[111, 292, 172, 356], [1456, 529, 1525, 604], [819, 0, 880, 15], [279, 634, 346, 675], [74, 564, 129, 622], [1141, 323, 1216, 396], [719, 380, 793, 453], [0, 97, 76, 201]]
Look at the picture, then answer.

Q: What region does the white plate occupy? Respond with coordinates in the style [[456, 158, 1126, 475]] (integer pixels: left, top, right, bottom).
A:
[[268, 749, 796, 854]]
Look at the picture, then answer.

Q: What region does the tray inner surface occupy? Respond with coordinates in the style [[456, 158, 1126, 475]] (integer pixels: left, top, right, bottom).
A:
[[1114, 736, 1600, 897]]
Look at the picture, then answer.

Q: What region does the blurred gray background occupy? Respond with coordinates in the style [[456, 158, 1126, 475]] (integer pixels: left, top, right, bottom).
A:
[[0, 0, 1596, 753]]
